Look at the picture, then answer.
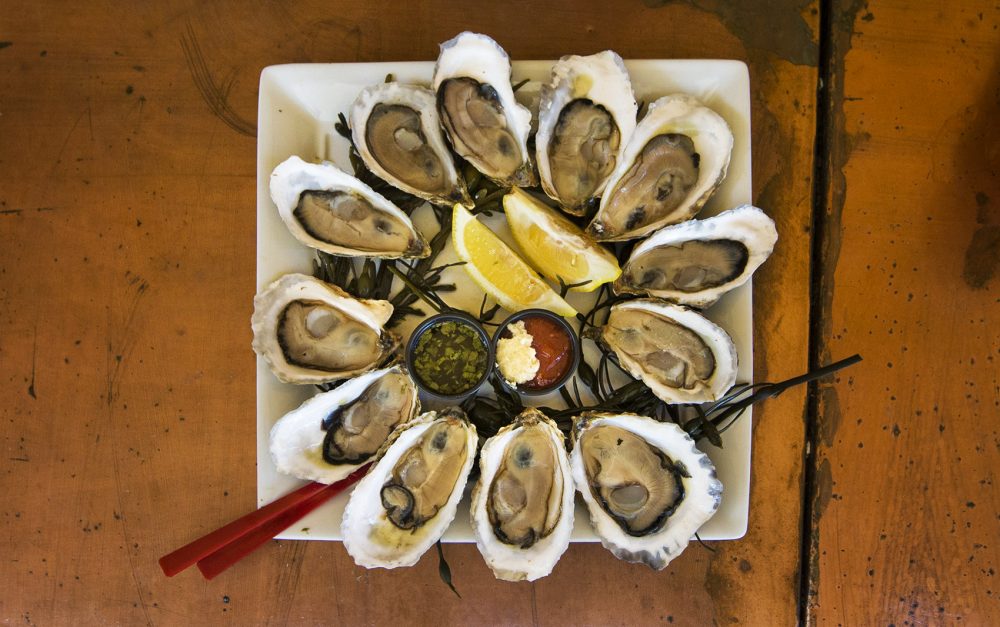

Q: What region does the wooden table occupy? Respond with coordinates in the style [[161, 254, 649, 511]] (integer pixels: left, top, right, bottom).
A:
[[1, 1, 996, 624]]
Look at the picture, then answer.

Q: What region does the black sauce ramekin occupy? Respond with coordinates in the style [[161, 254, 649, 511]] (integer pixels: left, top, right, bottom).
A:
[[405, 310, 495, 403], [491, 308, 581, 397]]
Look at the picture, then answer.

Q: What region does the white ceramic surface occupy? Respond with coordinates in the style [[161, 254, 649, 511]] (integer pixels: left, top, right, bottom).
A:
[[256, 59, 753, 542]]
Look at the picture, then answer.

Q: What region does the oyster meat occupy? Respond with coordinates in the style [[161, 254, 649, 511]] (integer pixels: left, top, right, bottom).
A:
[[596, 299, 737, 403], [252, 274, 400, 384], [470, 408, 574, 581], [269, 156, 430, 259], [351, 82, 472, 208], [535, 51, 637, 215], [269, 365, 419, 484], [342, 408, 478, 569], [588, 94, 734, 241], [433, 32, 535, 187], [570, 412, 722, 570], [615, 205, 778, 307]]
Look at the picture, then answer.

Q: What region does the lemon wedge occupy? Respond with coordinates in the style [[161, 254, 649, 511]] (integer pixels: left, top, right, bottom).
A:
[[503, 188, 621, 292], [452, 204, 577, 317]]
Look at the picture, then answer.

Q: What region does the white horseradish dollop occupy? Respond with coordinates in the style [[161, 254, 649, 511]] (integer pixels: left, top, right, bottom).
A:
[[496, 321, 539, 386]]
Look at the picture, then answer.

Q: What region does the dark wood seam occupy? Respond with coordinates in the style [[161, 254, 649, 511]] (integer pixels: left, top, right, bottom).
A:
[[800, 0, 835, 623]]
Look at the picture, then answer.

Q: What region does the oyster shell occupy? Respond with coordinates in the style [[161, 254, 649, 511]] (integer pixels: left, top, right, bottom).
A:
[[596, 299, 737, 403], [588, 95, 734, 241], [535, 51, 637, 215], [252, 274, 400, 384], [269, 156, 430, 259], [470, 408, 574, 581], [615, 205, 777, 307], [269, 365, 419, 484], [342, 408, 478, 569], [570, 411, 722, 570], [351, 82, 473, 208], [433, 32, 536, 187]]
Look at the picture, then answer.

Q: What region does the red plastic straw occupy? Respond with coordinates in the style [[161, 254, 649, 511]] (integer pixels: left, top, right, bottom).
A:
[[159, 464, 369, 578], [197, 480, 340, 579]]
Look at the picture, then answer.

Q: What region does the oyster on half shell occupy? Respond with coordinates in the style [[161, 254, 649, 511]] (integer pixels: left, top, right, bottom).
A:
[[351, 82, 473, 208], [570, 412, 722, 570], [433, 32, 536, 187], [588, 94, 734, 241], [615, 205, 777, 307], [252, 274, 400, 384], [595, 299, 737, 404], [269, 156, 430, 259], [470, 408, 574, 582], [535, 51, 637, 216], [269, 365, 419, 484], [342, 408, 478, 569]]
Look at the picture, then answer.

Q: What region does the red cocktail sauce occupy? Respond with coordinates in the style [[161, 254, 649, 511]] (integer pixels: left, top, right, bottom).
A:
[[518, 315, 573, 390]]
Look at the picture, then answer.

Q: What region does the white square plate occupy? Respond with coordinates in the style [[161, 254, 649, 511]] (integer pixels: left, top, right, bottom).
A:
[[256, 59, 752, 542]]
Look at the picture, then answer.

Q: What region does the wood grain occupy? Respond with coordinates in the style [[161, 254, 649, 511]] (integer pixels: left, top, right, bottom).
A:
[[0, 1, 817, 624], [809, 0, 1000, 624]]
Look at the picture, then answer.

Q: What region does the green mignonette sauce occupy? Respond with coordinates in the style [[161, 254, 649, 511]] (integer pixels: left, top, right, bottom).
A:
[[412, 320, 488, 396]]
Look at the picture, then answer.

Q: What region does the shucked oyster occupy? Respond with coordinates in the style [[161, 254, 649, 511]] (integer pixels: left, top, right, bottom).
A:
[[269, 365, 419, 484], [252, 274, 400, 384], [615, 205, 777, 307], [342, 408, 478, 569], [433, 32, 536, 187], [596, 299, 737, 404], [588, 95, 734, 241], [269, 156, 430, 259], [470, 408, 574, 581], [570, 412, 722, 570], [535, 51, 637, 215], [351, 82, 473, 208]]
